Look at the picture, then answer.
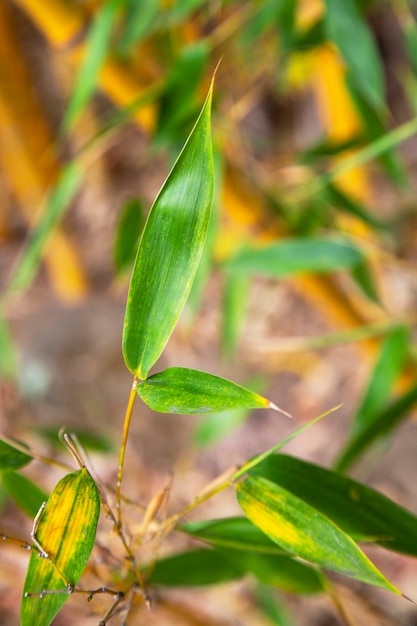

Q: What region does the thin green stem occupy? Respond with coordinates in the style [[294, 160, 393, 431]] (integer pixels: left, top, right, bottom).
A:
[[116, 376, 138, 530]]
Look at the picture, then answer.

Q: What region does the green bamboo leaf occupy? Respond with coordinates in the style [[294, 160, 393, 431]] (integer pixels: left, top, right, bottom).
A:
[[225, 237, 364, 277], [255, 584, 295, 626], [122, 82, 214, 379], [335, 383, 417, 472], [2, 471, 47, 518], [236, 476, 400, 593], [21, 468, 100, 626], [180, 517, 288, 555], [0, 440, 32, 471], [6, 162, 83, 297], [62, 0, 122, 132], [230, 550, 326, 594], [117, 0, 159, 57], [0, 310, 18, 379], [251, 454, 417, 557], [155, 42, 210, 149], [149, 548, 244, 586], [352, 326, 409, 437], [324, 0, 385, 112], [136, 367, 274, 415], [113, 198, 144, 276], [222, 271, 249, 359]]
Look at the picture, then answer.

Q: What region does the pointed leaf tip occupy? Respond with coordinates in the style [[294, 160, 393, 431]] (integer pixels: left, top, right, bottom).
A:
[[269, 402, 292, 418]]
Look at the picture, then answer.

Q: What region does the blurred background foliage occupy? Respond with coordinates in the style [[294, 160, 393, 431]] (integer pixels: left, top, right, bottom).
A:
[[2, 0, 417, 624]]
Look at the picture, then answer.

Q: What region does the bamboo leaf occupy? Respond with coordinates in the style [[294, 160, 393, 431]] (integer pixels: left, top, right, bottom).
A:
[[136, 367, 272, 414], [6, 162, 83, 297], [2, 471, 47, 518], [21, 468, 100, 626], [0, 439, 32, 471], [122, 82, 214, 379], [62, 0, 122, 131], [0, 310, 18, 379], [225, 237, 364, 277], [149, 548, 244, 586], [351, 325, 409, 437], [251, 454, 417, 557], [180, 517, 288, 555], [113, 198, 144, 276], [230, 550, 326, 594], [324, 0, 385, 112], [236, 476, 400, 593], [335, 383, 417, 472]]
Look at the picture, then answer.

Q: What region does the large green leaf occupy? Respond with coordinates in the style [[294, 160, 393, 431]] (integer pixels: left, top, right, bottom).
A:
[[2, 471, 47, 518], [236, 476, 400, 593], [122, 82, 214, 378], [324, 0, 385, 112], [136, 367, 273, 414], [251, 454, 417, 557], [225, 237, 364, 277], [21, 468, 100, 626]]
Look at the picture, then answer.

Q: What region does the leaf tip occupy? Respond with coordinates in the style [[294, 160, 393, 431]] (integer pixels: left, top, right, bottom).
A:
[[269, 401, 292, 419]]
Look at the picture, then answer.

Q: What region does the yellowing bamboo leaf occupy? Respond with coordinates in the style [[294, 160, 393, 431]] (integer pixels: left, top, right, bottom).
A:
[[236, 476, 400, 594], [21, 468, 100, 626], [122, 81, 214, 379]]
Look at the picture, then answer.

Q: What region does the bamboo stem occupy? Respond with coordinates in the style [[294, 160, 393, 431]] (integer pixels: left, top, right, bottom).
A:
[[116, 377, 138, 530]]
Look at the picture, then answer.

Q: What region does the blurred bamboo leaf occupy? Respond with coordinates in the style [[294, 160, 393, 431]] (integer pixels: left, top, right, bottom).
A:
[[230, 550, 326, 594], [21, 468, 100, 626], [236, 476, 400, 593], [325, 184, 386, 230], [194, 407, 250, 447], [117, 0, 159, 57], [149, 545, 325, 594], [324, 0, 385, 112], [352, 326, 409, 437], [225, 237, 365, 277], [0, 440, 32, 471], [122, 82, 214, 379], [6, 162, 83, 297], [2, 471, 47, 518], [350, 258, 379, 303], [222, 271, 249, 359], [155, 42, 210, 149], [113, 198, 144, 276], [180, 517, 288, 555], [136, 367, 272, 414], [346, 78, 409, 189], [62, 0, 123, 132], [250, 454, 417, 557], [335, 383, 417, 472], [0, 311, 18, 379], [149, 548, 244, 586], [255, 585, 295, 626]]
